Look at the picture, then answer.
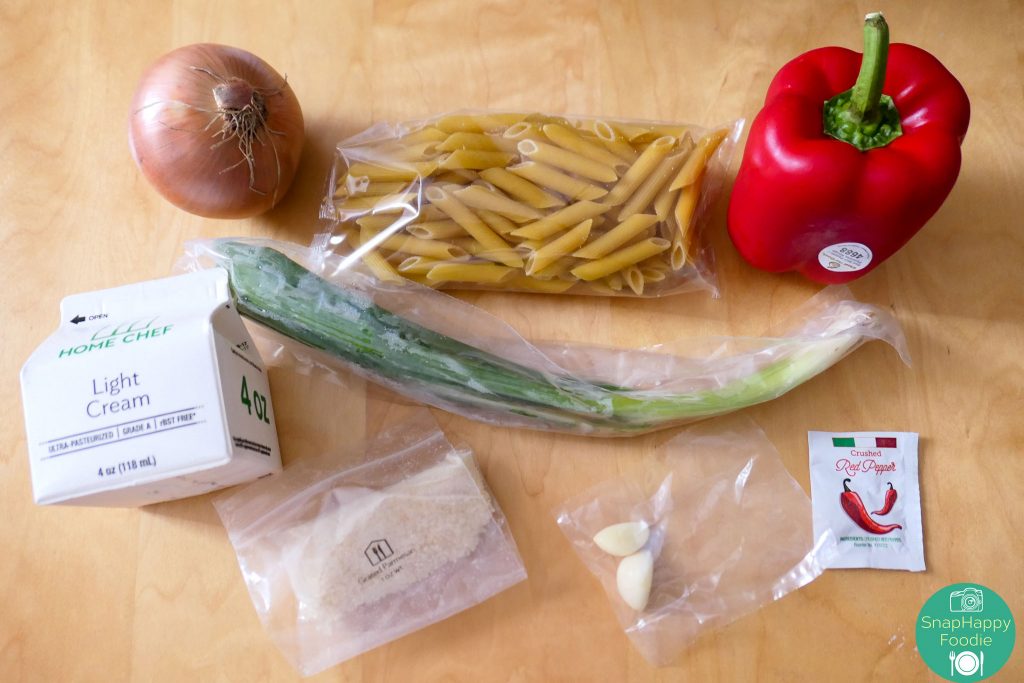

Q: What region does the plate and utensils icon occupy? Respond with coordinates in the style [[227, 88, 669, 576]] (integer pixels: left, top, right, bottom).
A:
[[950, 649, 984, 677]]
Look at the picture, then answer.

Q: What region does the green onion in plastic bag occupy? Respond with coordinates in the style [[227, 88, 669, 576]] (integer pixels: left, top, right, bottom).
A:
[[180, 239, 908, 436]]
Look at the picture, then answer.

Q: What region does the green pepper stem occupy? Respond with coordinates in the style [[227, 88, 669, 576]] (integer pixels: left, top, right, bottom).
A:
[[850, 12, 889, 122], [822, 12, 902, 151]]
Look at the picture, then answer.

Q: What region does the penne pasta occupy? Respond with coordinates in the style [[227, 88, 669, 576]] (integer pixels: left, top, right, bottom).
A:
[[503, 275, 576, 293], [334, 174, 364, 198], [355, 225, 409, 283], [418, 204, 447, 222], [639, 265, 667, 283], [585, 281, 619, 295], [612, 123, 656, 141], [406, 219, 465, 240], [347, 161, 437, 181], [572, 128, 609, 147], [573, 214, 659, 259], [617, 150, 687, 221], [361, 221, 464, 260], [604, 272, 625, 292], [570, 238, 671, 281], [452, 237, 519, 259], [602, 136, 676, 206], [477, 209, 519, 236], [433, 170, 478, 185], [517, 139, 618, 183], [525, 113, 573, 126], [438, 150, 514, 170], [396, 256, 442, 275], [356, 181, 412, 197], [435, 113, 527, 133], [479, 167, 564, 209], [623, 266, 645, 295], [526, 219, 592, 275], [326, 113, 730, 295], [650, 137, 693, 219], [601, 137, 640, 164], [541, 123, 627, 168], [436, 132, 506, 152], [530, 256, 576, 280], [669, 232, 687, 270], [654, 185, 680, 223], [398, 272, 435, 287], [502, 121, 546, 142], [507, 161, 608, 201], [453, 184, 543, 222], [335, 192, 418, 214], [510, 201, 610, 240], [586, 120, 641, 162], [673, 171, 704, 264], [331, 181, 349, 199], [426, 262, 516, 284], [381, 141, 440, 161], [378, 234, 468, 260], [580, 120, 616, 140], [628, 126, 692, 146], [641, 256, 670, 273], [515, 238, 545, 251], [425, 186, 523, 267], [358, 250, 404, 283], [669, 129, 727, 190], [395, 127, 448, 145], [356, 214, 402, 232], [578, 124, 610, 138], [639, 124, 691, 139]]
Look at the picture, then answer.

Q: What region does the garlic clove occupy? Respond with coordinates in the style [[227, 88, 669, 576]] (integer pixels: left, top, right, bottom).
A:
[[616, 549, 653, 611], [593, 521, 650, 556]]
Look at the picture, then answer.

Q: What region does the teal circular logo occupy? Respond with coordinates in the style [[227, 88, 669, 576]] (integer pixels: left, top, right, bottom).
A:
[[917, 582, 1016, 680]]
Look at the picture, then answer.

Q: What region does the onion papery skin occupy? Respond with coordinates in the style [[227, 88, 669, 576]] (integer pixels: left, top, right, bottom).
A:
[[129, 44, 304, 219]]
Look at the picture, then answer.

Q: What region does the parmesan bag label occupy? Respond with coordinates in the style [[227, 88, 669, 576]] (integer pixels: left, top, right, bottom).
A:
[[20, 268, 281, 506]]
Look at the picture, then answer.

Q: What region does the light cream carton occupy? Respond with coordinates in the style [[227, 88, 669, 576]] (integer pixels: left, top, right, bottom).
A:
[[20, 268, 281, 506]]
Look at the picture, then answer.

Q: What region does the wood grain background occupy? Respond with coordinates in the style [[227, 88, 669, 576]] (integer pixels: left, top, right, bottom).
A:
[[1, 0, 1022, 680]]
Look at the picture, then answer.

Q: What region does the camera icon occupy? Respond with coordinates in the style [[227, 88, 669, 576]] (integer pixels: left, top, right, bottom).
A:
[[950, 587, 984, 612]]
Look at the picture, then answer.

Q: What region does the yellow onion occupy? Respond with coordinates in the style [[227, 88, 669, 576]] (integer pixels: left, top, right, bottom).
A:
[[129, 44, 304, 218]]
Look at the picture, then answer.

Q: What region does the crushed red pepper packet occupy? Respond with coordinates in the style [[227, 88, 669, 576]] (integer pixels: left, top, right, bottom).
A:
[[808, 431, 924, 571]]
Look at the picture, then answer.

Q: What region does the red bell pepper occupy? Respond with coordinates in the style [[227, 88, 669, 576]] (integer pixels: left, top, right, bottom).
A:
[[727, 13, 970, 283]]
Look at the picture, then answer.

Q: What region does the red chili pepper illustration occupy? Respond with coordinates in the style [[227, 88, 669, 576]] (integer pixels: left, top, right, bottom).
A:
[[872, 482, 898, 516], [841, 479, 902, 535]]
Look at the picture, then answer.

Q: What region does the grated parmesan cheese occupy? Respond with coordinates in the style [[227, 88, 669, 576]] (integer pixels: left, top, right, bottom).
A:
[[282, 451, 495, 618]]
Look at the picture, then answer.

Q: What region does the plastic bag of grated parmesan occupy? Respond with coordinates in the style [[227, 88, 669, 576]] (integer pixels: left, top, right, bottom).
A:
[[214, 408, 526, 676]]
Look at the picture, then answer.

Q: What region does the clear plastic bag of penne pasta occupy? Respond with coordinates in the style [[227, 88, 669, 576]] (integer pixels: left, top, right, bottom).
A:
[[316, 111, 743, 297]]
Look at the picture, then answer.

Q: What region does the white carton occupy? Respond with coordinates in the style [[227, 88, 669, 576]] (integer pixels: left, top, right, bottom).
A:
[[20, 268, 282, 506]]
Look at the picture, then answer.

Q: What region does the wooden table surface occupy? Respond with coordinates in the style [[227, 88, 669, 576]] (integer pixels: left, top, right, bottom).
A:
[[2, 1, 1022, 680]]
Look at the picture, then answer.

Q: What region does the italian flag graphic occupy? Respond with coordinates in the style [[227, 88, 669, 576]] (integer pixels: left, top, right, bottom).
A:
[[832, 436, 897, 448]]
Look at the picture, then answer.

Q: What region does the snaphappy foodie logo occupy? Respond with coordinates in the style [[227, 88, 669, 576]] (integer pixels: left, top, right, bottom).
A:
[[917, 583, 1016, 680]]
